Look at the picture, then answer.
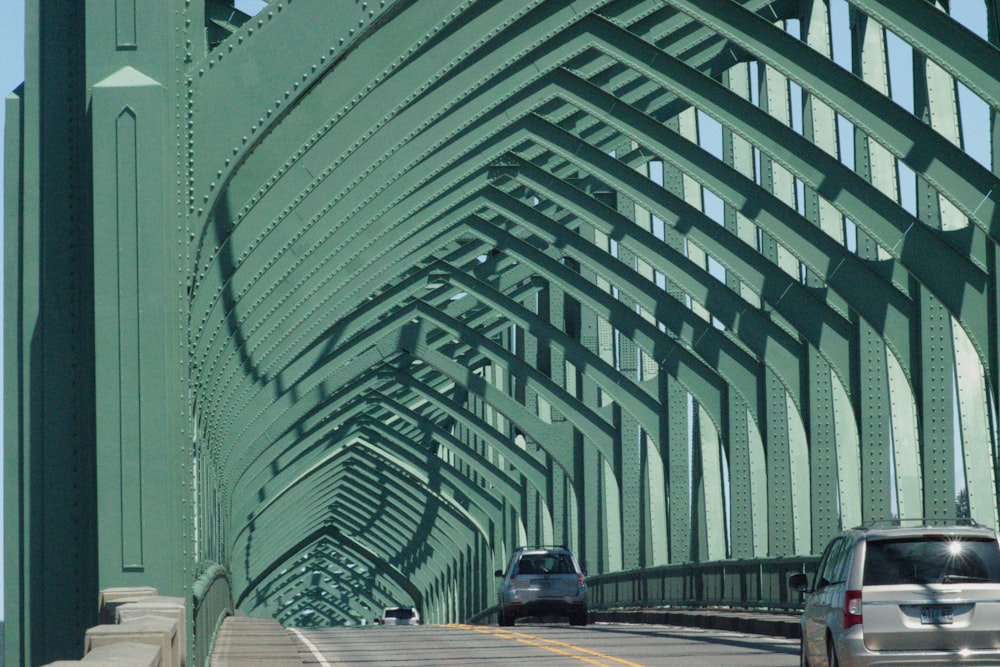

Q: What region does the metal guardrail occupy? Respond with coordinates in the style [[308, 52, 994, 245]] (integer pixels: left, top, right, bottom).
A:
[[192, 563, 233, 667], [585, 557, 821, 612], [468, 557, 821, 625]]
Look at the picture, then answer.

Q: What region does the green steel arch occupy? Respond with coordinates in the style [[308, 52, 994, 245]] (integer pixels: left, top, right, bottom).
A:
[[6, 0, 1000, 663]]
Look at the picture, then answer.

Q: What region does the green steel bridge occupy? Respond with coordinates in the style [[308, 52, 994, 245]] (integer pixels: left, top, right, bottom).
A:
[[5, 0, 1000, 663]]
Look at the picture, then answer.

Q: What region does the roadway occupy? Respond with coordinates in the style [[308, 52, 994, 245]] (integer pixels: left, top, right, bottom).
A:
[[287, 623, 800, 666]]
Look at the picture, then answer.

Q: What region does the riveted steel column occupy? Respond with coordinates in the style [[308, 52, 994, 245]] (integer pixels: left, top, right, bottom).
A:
[[4, 84, 28, 663], [691, 408, 708, 559], [726, 395, 754, 558], [611, 170, 645, 569], [802, 0, 861, 544], [933, 5, 1000, 529], [721, 63, 767, 558], [669, 104, 729, 560], [665, 373, 691, 561], [483, 345, 524, 552], [519, 307, 556, 545], [807, 348, 842, 541], [573, 219, 610, 573], [617, 351, 645, 569], [641, 430, 669, 566], [6, 1, 98, 662], [498, 324, 537, 547], [517, 306, 538, 548], [693, 404, 727, 559], [92, 59, 193, 595], [660, 114, 694, 561], [851, 8, 914, 522], [757, 53, 810, 555], [574, 349, 603, 572], [546, 281, 575, 551], [632, 161, 669, 566], [913, 16, 960, 517], [954, 307, 998, 526], [928, 2, 997, 526], [528, 282, 557, 547], [670, 107, 730, 561], [857, 314, 895, 520], [678, 109, 726, 560], [763, 371, 797, 554], [92, 0, 192, 630], [989, 0, 1000, 529], [602, 446, 623, 571], [589, 211, 623, 572]]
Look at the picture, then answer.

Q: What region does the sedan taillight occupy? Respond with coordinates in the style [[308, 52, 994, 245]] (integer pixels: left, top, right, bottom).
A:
[[844, 589, 862, 628]]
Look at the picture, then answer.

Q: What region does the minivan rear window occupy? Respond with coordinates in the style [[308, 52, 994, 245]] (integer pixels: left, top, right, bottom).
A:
[[385, 608, 415, 619], [864, 536, 1000, 586]]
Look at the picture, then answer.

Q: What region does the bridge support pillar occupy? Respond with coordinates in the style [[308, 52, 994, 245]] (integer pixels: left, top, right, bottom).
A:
[[90, 61, 188, 615]]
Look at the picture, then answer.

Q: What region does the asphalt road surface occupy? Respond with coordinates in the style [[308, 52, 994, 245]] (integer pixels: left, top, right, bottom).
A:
[[290, 622, 800, 666]]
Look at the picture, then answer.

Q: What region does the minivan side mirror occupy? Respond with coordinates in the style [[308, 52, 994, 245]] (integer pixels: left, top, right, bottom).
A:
[[789, 572, 811, 593], [494, 569, 505, 577]]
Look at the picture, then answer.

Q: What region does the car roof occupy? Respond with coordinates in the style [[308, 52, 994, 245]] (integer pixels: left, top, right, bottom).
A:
[[847, 523, 999, 540], [516, 545, 573, 554]]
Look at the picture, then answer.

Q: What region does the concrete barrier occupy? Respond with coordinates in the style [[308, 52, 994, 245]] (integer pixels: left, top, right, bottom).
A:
[[84, 640, 162, 665], [43, 639, 161, 666], [85, 617, 179, 667], [99, 587, 158, 624], [116, 597, 186, 666], [588, 607, 802, 639]]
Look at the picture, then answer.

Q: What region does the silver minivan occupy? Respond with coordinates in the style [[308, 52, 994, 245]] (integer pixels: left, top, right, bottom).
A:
[[495, 546, 587, 626], [791, 521, 1000, 666]]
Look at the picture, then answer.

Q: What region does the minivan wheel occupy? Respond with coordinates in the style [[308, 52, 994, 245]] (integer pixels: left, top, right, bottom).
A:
[[569, 612, 587, 626], [499, 610, 515, 627]]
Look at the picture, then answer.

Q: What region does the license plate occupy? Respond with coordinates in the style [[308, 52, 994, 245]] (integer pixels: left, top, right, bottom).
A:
[[921, 606, 954, 625]]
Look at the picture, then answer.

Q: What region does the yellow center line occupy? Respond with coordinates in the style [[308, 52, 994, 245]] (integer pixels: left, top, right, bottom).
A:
[[447, 624, 646, 667]]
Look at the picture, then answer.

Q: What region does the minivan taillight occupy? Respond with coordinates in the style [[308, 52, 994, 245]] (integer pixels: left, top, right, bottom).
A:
[[577, 573, 585, 588], [844, 590, 862, 628]]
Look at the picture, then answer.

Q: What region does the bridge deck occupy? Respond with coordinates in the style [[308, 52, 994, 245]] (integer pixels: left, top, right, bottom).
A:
[[210, 616, 305, 666], [208, 609, 798, 665]]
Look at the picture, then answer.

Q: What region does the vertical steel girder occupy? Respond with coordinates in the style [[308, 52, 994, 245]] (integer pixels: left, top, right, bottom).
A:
[[7, 1, 1000, 662]]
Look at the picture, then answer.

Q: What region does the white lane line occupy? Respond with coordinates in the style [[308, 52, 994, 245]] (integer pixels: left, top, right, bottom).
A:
[[289, 628, 335, 667]]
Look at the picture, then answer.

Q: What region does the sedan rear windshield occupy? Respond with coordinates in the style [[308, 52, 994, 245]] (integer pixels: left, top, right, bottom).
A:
[[864, 536, 1000, 586]]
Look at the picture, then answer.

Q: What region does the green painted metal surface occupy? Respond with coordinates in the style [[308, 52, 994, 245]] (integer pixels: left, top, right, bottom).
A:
[[5, 0, 1000, 664]]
